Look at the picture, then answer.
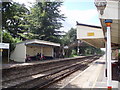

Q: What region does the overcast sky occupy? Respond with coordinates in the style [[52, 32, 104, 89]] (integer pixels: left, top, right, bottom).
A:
[[13, 0, 101, 32]]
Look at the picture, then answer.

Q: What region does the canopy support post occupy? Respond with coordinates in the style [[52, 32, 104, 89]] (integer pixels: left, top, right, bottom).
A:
[[104, 19, 112, 89]]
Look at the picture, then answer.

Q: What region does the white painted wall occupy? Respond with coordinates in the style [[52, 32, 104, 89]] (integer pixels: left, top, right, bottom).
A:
[[10, 44, 26, 62], [26, 46, 42, 56], [41, 47, 43, 55], [43, 47, 53, 56], [26, 46, 53, 57], [10, 44, 55, 62]]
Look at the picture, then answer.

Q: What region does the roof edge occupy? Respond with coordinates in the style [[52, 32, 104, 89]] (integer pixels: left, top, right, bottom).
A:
[[76, 22, 102, 29], [16, 39, 60, 47]]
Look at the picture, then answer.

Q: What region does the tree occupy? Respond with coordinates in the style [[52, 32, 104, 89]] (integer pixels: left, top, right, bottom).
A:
[[61, 28, 77, 46], [28, 1, 65, 43], [3, 31, 22, 51], [61, 28, 77, 57], [2, 1, 31, 54], [2, 2, 30, 40]]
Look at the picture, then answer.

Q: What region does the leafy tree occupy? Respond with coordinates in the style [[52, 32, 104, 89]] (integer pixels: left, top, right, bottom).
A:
[[2, 31, 22, 51], [61, 28, 77, 46], [28, 1, 65, 43], [68, 28, 77, 43], [2, 2, 12, 29], [61, 28, 77, 57], [2, 2, 30, 40], [2, 1, 31, 55]]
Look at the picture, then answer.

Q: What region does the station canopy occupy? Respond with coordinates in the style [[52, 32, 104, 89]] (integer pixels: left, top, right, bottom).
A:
[[95, 1, 120, 48], [17, 39, 60, 47], [77, 1, 120, 49], [77, 23, 105, 48]]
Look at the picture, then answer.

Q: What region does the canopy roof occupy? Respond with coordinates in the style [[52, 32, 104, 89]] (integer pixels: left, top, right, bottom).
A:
[[77, 23, 105, 48], [16, 39, 60, 47], [95, 1, 120, 48], [77, 1, 120, 49]]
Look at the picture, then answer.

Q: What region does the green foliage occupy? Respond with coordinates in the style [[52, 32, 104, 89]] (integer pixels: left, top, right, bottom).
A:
[[28, 1, 65, 42], [2, 2, 30, 40], [2, 1, 66, 53], [2, 1, 104, 57], [61, 28, 78, 57], [68, 28, 77, 43], [61, 28, 77, 45], [3, 31, 22, 51], [71, 49, 77, 55], [62, 28, 104, 57], [79, 45, 104, 56]]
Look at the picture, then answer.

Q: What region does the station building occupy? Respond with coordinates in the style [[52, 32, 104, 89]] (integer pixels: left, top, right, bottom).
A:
[[10, 39, 60, 62]]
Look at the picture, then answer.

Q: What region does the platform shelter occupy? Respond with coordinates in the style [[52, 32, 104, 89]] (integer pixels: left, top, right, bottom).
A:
[[10, 39, 60, 62]]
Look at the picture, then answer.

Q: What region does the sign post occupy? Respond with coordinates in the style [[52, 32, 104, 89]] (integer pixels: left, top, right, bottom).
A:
[[104, 19, 112, 89], [0, 43, 10, 63]]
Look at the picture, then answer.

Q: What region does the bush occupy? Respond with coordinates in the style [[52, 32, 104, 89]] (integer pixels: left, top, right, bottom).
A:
[[3, 31, 22, 52]]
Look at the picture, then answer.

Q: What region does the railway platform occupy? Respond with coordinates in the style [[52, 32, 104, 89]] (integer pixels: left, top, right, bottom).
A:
[[61, 55, 120, 89]]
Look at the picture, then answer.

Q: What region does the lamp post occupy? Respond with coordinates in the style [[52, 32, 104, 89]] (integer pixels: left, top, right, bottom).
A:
[[0, 0, 2, 63], [94, 0, 107, 15], [77, 40, 80, 55], [104, 19, 112, 89], [0, 27, 2, 64]]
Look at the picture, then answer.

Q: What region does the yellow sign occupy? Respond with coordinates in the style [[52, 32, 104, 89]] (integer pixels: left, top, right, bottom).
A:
[[87, 32, 94, 36]]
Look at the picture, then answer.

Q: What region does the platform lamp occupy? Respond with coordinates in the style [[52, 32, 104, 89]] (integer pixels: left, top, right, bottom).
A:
[[104, 19, 112, 90], [94, 0, 107, 15]]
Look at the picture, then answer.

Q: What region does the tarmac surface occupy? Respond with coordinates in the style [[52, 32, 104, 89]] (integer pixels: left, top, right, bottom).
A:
[[60, 55, 120, 89]]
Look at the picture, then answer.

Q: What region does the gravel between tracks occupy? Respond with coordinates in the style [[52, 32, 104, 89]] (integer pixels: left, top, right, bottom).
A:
[[46, 59, 94, 89]]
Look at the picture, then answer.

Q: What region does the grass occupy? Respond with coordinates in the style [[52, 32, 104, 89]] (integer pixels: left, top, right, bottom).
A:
[[69, 54, 79, 58]]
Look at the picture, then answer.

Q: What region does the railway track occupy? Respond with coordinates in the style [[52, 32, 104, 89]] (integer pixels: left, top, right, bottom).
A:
[[2, 55, 101, 89], [2, 56, 89, 82]]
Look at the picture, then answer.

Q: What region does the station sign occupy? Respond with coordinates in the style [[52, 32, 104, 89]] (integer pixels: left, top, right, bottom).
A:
[[0, 43, 9, 49], [87, 32, 94, 36], [77, 25, 104, 39]]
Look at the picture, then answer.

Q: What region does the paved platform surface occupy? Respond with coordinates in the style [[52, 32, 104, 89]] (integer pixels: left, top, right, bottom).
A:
[[60, 55, 119, 89]]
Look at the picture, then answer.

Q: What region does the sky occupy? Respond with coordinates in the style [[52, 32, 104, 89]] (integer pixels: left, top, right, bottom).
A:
[[60, 0, 101, 32], [13, 0, 101, 32]]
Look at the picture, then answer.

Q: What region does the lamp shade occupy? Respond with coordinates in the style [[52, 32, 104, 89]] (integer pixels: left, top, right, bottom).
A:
[[94, 0, 107, 15]]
